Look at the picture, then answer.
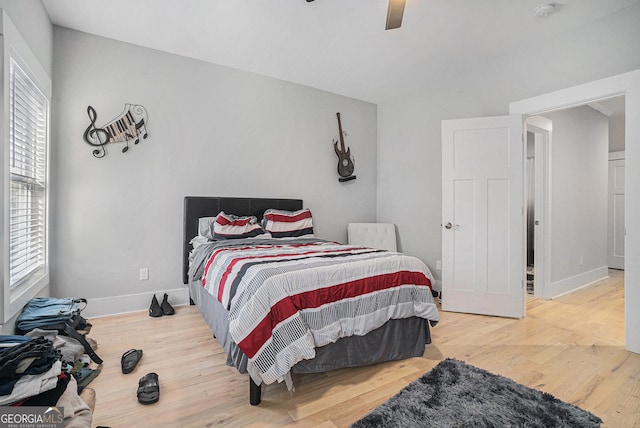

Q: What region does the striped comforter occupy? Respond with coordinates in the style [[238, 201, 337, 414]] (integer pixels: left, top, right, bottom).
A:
[[191, 238, 440, 386]]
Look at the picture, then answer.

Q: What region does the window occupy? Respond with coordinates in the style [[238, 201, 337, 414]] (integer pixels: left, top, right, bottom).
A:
[[1, 11, 52, 323], [9, 58, 48, 287]]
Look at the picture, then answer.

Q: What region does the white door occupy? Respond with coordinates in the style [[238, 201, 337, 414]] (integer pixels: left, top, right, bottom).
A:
[[441, 115, 525, 318], [608, 157, 625, 269]]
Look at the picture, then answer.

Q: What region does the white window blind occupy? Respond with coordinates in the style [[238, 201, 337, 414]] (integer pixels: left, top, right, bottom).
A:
[[9, 57, 48, 287]]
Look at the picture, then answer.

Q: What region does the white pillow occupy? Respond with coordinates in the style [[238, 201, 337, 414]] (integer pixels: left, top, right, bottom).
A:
[[190, 235, 210, 250], [198, 216, 217, 240]]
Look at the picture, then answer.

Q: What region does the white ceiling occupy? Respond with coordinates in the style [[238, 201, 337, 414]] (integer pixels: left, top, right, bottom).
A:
[[42, 0, 640, 104]]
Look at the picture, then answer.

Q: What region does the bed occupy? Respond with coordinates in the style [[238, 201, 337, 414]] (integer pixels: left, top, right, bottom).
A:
[[182, 196, 439, 405]]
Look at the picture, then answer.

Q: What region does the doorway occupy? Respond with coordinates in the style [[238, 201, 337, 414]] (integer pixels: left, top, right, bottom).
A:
[[526, 130, 535, 294], [510, 69, 639, 353], [441, 70, 640, 353], [523, 97, 625, 300], [524, 116, 551, 299]]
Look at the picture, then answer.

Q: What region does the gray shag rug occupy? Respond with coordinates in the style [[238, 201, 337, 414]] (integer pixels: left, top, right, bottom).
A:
[[351, 358, 602, 428]]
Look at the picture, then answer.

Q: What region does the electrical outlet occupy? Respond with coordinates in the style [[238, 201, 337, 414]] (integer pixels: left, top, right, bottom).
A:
[[436, 260, 442, 270], [139, 268, 149, 280]]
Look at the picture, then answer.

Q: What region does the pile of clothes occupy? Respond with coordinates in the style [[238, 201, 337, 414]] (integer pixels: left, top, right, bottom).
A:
[[0, 330, 98, 427]]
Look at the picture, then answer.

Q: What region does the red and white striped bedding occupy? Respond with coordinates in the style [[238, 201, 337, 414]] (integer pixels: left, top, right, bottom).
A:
[[197, 239, 440, 386]]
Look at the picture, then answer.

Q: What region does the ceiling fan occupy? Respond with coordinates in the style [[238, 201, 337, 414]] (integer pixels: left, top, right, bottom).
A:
[[385, 0, 406, 30], [305, 0, 406, 30]]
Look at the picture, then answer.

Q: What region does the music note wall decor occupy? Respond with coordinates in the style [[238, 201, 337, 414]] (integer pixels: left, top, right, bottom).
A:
[[83, 104, 149, 158]]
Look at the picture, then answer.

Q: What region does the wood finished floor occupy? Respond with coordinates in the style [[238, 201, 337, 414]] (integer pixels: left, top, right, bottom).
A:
[[89, 270, 639, 427]]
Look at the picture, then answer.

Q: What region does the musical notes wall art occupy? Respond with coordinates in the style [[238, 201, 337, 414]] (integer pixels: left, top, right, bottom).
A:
[[83, 104, 149, 158]]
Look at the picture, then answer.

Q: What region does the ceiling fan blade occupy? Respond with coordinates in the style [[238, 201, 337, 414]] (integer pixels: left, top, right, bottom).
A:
[[385, 0, 406, 30]]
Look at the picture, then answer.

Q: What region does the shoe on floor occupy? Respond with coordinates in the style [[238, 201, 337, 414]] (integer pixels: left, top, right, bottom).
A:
[[149, 295, 162, 317], [161, 293, 175, 316], [121, 349, 143, 374], [137, 372, 160, 405]]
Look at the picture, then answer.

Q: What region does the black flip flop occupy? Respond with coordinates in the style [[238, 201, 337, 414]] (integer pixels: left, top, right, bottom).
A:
[[137, 372, 160, 405], [121, 349, 143, 374]]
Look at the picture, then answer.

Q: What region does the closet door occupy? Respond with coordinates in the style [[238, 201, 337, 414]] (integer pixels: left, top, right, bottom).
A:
[[608, 156, 625, 269]]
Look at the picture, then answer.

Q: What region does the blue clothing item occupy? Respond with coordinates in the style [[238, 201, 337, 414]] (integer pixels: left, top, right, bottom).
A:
[[15, 298, 82, 333], [0, 335, 31, 345]]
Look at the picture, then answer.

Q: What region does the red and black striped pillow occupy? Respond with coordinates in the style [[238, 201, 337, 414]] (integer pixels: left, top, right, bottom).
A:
[[262, 208, 314, 238], [213, 212, 266, 239]]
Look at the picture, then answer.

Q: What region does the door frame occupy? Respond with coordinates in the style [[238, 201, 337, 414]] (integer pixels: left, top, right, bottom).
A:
[[525, 116, 552, 299], [510, 69, 640, 354]]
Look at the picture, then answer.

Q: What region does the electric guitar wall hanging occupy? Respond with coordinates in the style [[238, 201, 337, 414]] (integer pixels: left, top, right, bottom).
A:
[[333, 112, 356, 182]]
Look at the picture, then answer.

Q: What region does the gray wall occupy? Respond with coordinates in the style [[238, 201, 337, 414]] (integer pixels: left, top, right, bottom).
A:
[[50, 27, 377, 316], [377, 4, 640, 287], [544, 107, 609, 287]]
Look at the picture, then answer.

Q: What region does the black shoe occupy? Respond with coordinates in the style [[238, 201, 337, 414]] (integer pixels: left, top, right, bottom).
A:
[[121, 349, 143, 374], [137, 372, 160, 405], [161, 293, 175, 316], [149, 295, 162, 317]]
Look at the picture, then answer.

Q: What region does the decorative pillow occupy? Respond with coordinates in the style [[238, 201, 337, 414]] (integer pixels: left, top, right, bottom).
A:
[[213, 211, 267, 239], [262, 208, 314, 238]]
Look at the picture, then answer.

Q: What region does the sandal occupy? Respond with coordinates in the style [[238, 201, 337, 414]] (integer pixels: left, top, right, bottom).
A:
[[121, 349, 143, 374], [137, 372, 160, 404]]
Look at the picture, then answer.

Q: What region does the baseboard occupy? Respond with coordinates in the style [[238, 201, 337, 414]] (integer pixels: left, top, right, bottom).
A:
[[549, 266, 609, 299], [82, 288, 191, 319]]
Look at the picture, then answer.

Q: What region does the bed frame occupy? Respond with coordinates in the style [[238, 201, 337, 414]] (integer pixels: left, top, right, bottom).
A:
[[183, 196, 432, 405]]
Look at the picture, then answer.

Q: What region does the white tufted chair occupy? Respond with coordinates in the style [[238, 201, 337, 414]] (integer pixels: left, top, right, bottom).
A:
[[347, 223, 397, 251]]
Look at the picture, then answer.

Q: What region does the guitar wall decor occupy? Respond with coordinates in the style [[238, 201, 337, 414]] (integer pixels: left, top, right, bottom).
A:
[[333, 112, 356, 182], [83, 103, 149, 158]]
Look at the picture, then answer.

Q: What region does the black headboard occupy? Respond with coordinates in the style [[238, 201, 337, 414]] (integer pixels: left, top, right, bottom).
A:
[[182, 196, 303, 284]]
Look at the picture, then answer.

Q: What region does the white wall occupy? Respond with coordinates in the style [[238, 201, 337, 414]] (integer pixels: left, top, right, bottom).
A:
[[377, 3, 640, 287], [609, 114, 626, 152], [0, 0, 52, 75], [50, 27, 377, 316], [625, 80, 640, 353], [544, 107, 609, 295]]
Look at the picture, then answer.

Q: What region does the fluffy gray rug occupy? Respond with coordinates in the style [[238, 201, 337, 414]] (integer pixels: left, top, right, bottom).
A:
[[351, 358, 602, 428]]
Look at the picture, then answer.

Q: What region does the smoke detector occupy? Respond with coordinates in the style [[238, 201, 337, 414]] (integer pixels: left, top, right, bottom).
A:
[[534, 3, 556, 18]]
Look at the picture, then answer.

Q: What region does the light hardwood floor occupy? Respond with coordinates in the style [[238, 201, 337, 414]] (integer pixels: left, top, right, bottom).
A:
[[89, 270, 639, 427]]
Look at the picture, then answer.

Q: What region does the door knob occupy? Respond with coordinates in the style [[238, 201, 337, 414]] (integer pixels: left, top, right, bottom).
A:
[[444, 222, 453, 229]]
